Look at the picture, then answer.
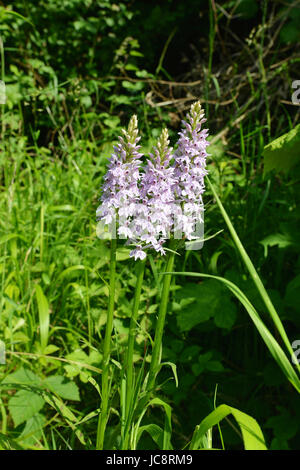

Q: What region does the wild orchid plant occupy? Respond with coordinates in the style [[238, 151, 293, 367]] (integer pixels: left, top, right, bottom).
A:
[[95, 102, 268, 451]]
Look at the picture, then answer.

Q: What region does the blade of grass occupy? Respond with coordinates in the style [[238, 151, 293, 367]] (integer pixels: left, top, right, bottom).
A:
[[125, 258, 146, 422], [35, 285, 50, 352], [133, 397, 173, 450], [147, 240, 176, 394], [96, 237, 117, 450], [190, 404, 267, 450]]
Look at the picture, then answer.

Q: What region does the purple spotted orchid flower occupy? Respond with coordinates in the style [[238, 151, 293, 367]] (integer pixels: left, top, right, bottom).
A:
[[97, 102, 209, 260], [130, 128, 176, 260], [96, 115, 143, 240], [173, 101, 209, 240]]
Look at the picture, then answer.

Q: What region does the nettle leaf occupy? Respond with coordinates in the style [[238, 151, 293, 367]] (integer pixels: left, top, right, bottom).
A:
[[285, 274, 300, 313], [260, 232, 294, 257], [2, 368, 41, 386], [265, 409, 298, 441], [179, 345, 202, 363], [175, 282, 217, 331], [214, 297, 237, 329], [43, 376, 80, 401], [191, 351, 224, 376], [3, 367, 80, 428], [8, 390, 45, 427], [121, 80, 145, 92], [18, 413, 45, 447], [280, 21, 300, 44], [263, 124, 300, 174], [236, 0, 258, 19], [175, 281, 237, 332], [64, 349, 102, 381]]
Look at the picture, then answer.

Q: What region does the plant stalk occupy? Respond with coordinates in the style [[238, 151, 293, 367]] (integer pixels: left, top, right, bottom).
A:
[[125, 258, 146, 419], [121, 258, 146, 449], [96, 237, 117, 450], [147, 242, 176, 393]]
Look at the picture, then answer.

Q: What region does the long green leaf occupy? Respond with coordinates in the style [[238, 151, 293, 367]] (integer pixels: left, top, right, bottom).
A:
[[136, 424, 165, 449], [167, 271, 300, 394], [207, 177, 300, 373], [133, 397, 173, 450], [35, 285, 50, 351], [190, 404, 267, 450], [42, 392, 86, 446]]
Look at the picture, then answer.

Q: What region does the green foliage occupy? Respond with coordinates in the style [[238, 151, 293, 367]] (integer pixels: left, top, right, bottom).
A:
[[236, 0, 259, 20], [8, 390, 44, 427], [1, 367, 80, 446], [173, 280, 237, 331], [263, 124, 300, 174], [279, 2, 300, 44], [0, 0, 299, 451]]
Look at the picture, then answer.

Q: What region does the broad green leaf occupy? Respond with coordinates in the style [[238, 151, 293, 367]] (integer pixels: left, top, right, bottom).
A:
[[174, 281, 236, 331], [137, 424, 165, 449], [265, 409, 298, 441], [2, 368, 41, 386], [8, 390, 45, 427], [190, 404, 267, 450], [285, 274, 300, 312], [43, 344, 60, 355], [134, 397, 173, 450], [179, 345, 201, 363], [214, 297, 237, 329], [260, 233, 294, 257], [3, 367, 80, 401], [263, 124, 300, 174], [0, 233, 26, 244], [57, 265, 91, 281], [18, 413, 45, 447], [174, 282, 214, 331], [64, 349, 102, 379], [43, 375, 80, 401], [191, 352, 224, 376]]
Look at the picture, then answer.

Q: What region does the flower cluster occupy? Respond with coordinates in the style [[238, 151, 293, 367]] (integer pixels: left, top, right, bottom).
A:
[[130, 128, 176, 260], [96, 115, 143, 239], [96, 101, 209, 259], [173, 101, 209, 240]]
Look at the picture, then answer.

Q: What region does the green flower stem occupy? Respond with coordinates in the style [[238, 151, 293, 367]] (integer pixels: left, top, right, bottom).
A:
[[147, 242, 176, 394], [96, 237, 117, 450], [125, 258, 146, 420], [121, 258, 146, 449]]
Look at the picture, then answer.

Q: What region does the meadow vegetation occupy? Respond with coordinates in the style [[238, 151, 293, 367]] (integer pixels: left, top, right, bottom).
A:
[[0, 0, 299, 450]]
